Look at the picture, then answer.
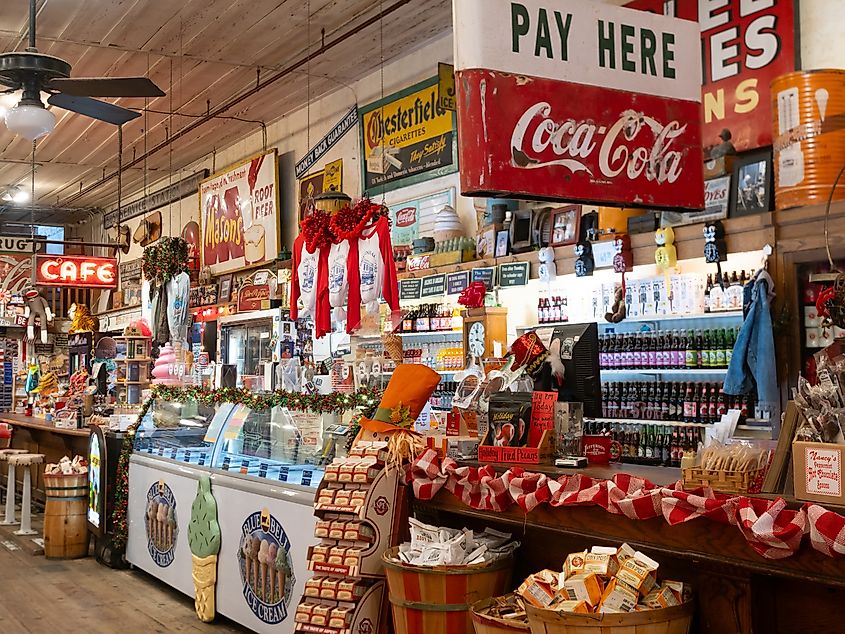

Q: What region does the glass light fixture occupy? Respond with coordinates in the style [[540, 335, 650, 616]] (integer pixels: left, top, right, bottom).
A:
[[4, 99, 55, 141], [1, 185, 29, 203]]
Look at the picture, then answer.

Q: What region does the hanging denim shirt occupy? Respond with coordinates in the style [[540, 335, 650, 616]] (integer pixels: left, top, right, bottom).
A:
[[725, 270, 779, 416]]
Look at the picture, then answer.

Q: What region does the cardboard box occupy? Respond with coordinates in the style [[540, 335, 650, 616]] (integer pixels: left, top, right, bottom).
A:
[[616, 552, 659, 595], [792, 441, 845, 505], [599, 578, 639, 613], [551, 600, 591, 614], [643, 584, 681, 609], [563, 551, 588, 580], [584, 547, 619, 577], [563, 572, 604, 607], [517, 570, 560, 608]]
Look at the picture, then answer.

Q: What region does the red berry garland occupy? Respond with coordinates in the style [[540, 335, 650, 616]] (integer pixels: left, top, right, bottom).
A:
[[300, 209, 335, 253], [330, 198, 391, 242]]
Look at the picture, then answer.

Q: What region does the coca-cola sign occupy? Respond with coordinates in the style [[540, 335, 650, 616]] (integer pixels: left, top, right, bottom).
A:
[[395, 206, 416, 228], [457, 70, 703, 209], [453, 0, 703, 209]]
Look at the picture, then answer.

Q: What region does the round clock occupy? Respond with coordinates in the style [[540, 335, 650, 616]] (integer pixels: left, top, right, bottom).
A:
[[468, 321, 486, 357]]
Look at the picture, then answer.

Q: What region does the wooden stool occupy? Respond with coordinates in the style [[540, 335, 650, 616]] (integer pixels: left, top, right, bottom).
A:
[[8, 454, 44, 536], [0, 449, 28, 526]]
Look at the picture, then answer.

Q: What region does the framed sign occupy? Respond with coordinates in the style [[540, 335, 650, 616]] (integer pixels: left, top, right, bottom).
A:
[[0, 253, 32, 297], [471, 267, 496, 290], [200, 149, 280, 275], [454, 0, 704, 210], [359, 76, 458, 195], [420, 274, 446, 298], [298, 159, 344, 223], [499, 262, 530, 288], [399, 279, 422, 301], [625, 0, 798, 154], [446, 271, 470, 295]]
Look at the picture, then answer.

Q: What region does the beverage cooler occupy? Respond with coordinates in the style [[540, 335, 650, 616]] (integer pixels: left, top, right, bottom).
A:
[[218, 309, 291, 389]]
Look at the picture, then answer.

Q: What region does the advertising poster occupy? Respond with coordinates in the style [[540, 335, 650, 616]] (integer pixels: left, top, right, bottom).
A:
[[625, 0, 798, 153], [0, 253, 31, 298], [454, 0, 703, 210], [297, 158, 343, 223], [386, 188, 454, 247], [87, 431, 102, 531], [200, 149, 280, 275], [359, 76, 458, 194]]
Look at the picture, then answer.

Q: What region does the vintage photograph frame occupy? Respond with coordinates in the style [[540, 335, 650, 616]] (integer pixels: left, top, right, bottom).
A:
[[218, 274, 233, 303], [495, 230, 509, 258], [731, 148, 773, 217], [549, 205, 581, 247]]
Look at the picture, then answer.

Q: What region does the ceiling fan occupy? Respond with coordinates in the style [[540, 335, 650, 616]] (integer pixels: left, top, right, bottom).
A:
[[0, 0, 165, 140]]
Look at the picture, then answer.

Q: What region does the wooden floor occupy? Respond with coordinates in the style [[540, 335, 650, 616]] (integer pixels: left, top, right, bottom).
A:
[[0, 523, 250, 634]]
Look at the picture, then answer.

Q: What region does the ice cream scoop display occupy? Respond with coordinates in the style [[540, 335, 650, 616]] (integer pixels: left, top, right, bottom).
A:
[[187, 475, 221, 623]]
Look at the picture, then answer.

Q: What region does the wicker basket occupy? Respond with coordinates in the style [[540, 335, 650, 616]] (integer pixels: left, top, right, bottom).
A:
[[44, 472, 89, 499], [471, 597, 530, 634], [525, 601, 693, 634], [682, 466, 764, 494], [383, 547, 513, 634]]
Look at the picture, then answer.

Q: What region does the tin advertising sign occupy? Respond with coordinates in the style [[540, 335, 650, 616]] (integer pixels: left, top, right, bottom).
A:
[[454, 0, 704, 210]]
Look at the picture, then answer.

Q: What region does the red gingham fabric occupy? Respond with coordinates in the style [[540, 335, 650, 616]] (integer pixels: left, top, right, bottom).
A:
[[806, 503, 845, 557], [406, 451, 845, 560], [735, 497, 807, 559]]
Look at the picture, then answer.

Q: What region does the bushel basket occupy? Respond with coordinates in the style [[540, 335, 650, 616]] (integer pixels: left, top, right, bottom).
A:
[[525, 601, 693, 634]]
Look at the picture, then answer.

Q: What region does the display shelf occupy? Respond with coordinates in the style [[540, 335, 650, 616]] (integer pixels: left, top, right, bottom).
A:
[[587, 417, 707, 428], [295, 581, 385, 634], [600, 368, 728, 376], [395, 330, 462, 338], [518, 311, 744, 332]]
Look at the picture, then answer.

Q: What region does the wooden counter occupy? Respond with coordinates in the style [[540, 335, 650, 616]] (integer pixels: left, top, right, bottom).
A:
[[1, 414, 90, 500], [418, 477, 845, 633]]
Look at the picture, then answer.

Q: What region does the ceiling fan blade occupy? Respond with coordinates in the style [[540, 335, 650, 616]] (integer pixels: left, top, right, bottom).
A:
[[46, 77, 165, 98], [47, 93, 141, 125]]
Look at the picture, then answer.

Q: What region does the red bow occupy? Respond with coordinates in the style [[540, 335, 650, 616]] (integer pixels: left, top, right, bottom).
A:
[[459, 282, 487, 308]]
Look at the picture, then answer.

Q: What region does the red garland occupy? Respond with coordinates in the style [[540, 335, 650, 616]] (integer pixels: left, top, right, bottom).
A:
[[330, 198, 391, 242], [300, 209, 335, 253]]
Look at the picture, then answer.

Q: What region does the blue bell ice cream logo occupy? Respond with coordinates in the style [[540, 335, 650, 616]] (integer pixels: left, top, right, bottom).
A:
[[238, 509, 295, 624], [145, 480, 177, 567]]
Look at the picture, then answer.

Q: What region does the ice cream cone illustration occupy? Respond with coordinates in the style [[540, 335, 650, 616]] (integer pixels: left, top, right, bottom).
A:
[[267, 543, 278, 602], [167, 506, 176, 550], [258, 539, 270, 601], [241, 535, 252, 588], [275, 545, 291, 602], [146, 500, 158, 545], [249, 536, 261, 593], [157, 503, 169, 549], [188, 476, 221, 623]]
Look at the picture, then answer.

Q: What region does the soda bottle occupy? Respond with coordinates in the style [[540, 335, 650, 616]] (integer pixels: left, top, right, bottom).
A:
[[696, 329, 705, 369], [685, 330, 698, 368], [683, 382, 696, 422]]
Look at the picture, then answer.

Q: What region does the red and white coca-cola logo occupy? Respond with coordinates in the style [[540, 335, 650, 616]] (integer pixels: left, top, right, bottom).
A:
[[395, 206, 417, 227], [510, 103, 687, 185]]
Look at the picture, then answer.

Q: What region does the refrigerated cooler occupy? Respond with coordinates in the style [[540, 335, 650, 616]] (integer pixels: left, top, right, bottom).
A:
[[126, 398, 333, 633], [218, 308, 296, 389]]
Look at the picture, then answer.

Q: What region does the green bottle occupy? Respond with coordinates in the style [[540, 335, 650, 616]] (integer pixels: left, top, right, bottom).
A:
[[715, 328, 727, 368], [703, 329, 712, 368], [685, 329, 698, 368]]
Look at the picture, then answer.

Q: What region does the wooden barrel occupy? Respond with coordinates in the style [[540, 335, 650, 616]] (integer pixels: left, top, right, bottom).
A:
[[382, 547, 513, 634], [772, 70, 845, 210], [525, 601, 693, 634], [471, 597, 530, 634], [44, 474, 89, 559]]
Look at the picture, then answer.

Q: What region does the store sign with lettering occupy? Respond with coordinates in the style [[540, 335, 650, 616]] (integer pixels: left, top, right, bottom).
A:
[[200, 149, 280, 275], [399, 279, 422, 301], [421, 274, 446, 298], [446, 271, 470, 295], [0, 235, 41, 254], [0, 254, 32, 297], [625, 0, 797, 153], [238, 284, 271, 312], [35, 255, 117, 288], [454, 0, 703, 210], [472, 267, 496, 290], [499, 262, 530, 288], [805, 447, 842, 498], [295, 106, 357, 178]]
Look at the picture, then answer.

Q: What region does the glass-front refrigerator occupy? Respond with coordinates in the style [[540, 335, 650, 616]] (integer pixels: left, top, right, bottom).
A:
[[218, 309, 281, 388]]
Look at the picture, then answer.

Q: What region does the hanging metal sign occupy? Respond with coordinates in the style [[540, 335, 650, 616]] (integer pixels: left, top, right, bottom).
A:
[[295, 107, 358, 178]]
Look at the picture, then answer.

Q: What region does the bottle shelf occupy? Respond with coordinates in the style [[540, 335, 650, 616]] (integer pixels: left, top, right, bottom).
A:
[[518, 311, 744, 332], [395, 330, 463, 338], [587, 417, 707, 428], [601, 368, 728, 376]]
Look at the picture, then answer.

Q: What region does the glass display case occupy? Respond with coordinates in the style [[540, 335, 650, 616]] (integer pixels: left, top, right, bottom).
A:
[[133, 399, 339, 489]]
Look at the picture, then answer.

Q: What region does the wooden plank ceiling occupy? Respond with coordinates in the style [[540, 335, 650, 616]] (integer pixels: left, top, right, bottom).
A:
[[0, 0, 451, 222]]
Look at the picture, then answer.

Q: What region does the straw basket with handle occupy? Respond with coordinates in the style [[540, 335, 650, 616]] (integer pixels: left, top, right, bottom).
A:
[[382, 547, 514, 634], [471, 597, 530, 634], [525, 601, 693, 634]]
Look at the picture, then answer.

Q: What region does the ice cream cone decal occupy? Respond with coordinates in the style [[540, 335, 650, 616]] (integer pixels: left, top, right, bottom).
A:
[[188, 475, 221, 623], [268, 543, 278, 603], [258, 539, 270, 601]]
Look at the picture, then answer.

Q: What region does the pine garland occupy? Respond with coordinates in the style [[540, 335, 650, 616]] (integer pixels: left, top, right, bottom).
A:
[[142, 236, 190, 284], [110, 385, 382, 550]]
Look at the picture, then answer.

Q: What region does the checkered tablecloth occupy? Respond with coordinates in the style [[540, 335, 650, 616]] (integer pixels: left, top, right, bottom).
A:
[[407, 449, 845, 560]]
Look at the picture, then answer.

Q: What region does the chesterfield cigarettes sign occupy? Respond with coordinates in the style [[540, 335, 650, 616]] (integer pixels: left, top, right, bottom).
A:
[[454, 0, 703, 209], [200, 149, 280, 275]]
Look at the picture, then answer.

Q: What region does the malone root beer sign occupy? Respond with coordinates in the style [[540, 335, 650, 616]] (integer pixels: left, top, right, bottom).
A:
[[625, 0, 797, 154], [454, 0, 703, 210]]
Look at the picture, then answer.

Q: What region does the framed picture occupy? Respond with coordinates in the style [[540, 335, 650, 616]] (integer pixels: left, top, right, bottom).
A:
[[218, 274, 233, 303], [495, 230, 509, 257], [509, 208, 535, 253], [731, 148, 773, 217], [550, 205, 581, 247]]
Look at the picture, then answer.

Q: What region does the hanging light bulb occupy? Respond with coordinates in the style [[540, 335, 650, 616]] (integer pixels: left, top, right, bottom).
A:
[[1, 185, 29, 204]]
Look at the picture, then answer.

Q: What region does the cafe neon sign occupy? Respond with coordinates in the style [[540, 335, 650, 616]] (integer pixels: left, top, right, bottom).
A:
[[35, 255, 117, 288]]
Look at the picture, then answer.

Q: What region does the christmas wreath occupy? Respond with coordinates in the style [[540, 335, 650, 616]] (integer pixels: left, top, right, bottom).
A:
[[142, 236, 189, 284]]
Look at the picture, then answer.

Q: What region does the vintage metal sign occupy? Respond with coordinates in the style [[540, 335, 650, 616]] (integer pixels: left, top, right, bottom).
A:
[[35, 255, 117, 288], [237, 284, 271, 312], [295, 107, 357, 178], [454, 0, 703, 210], [359, 76, 458, 194], [104, 171, 208, 229], [200, 150, 280, 275], [625, 0, 798, 153]]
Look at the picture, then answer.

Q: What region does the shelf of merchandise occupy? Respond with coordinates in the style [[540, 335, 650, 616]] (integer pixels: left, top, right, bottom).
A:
[[601, 368, 728, 376], [587, 417, 708, 428], [396, 330, 463, 338], [517, 311, 744, 332]]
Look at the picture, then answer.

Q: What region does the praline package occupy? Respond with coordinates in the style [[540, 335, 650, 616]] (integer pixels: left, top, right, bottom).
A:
[[485, 392, 533, 447]]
